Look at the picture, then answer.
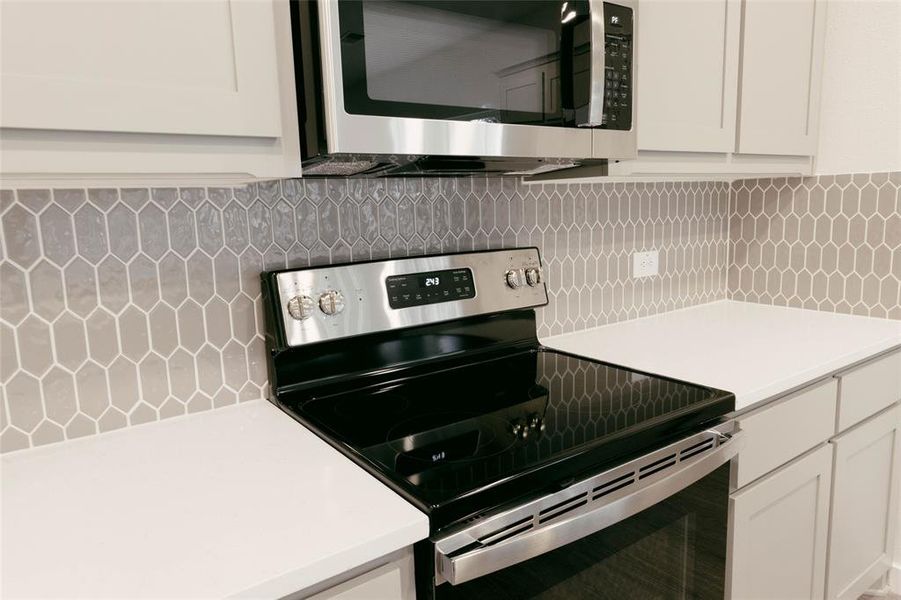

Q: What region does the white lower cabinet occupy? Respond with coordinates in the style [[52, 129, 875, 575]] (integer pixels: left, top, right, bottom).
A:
[[728, 350, 901, 600], [826, 405, 901, 600], [728, 444, 833, 600]]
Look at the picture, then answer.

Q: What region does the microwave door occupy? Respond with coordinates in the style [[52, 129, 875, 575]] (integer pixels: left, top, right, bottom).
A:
[[590, 0, 638, 159], [315, 0, 593, 160], [559, 0, 600, 127]]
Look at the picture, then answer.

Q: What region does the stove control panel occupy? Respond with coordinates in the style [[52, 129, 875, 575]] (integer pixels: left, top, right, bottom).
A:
[[270, 247, 547, 347], [386, 268, 475, 309]]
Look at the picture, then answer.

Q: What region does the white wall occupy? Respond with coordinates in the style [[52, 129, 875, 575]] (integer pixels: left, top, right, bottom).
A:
[[814, 0, 901, 175]]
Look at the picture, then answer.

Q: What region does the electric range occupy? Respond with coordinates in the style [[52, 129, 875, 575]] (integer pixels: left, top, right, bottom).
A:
[[262, 248, 739, 599]]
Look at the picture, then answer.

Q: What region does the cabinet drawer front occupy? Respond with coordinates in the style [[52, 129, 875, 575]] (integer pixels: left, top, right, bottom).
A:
[[837, 350, 901, 432], [735, 379, 837, 489]]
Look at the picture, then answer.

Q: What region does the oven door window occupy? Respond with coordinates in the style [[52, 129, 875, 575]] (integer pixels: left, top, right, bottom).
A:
[[436, 464, 729, 600], [337, 0, 591, 126]]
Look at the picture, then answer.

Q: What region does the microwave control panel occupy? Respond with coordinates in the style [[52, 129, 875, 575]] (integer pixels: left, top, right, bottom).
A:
[[602, 3, 633, 131]]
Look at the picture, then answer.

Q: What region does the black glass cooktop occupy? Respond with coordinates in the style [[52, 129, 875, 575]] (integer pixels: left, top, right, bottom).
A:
[[277, 347, 733, 531]]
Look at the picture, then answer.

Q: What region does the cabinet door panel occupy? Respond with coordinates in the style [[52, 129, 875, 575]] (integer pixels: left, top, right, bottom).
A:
[[736, 0, 826, 155], [728, 444, 832, 600], [636, 0, 740, 151], [0, 0, 281, 137], [827, 405, 901, 600]]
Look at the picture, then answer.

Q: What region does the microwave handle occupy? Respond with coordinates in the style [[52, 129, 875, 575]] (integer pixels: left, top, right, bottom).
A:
[[434, 427, 744, 586], [580, 0, 606, 127]]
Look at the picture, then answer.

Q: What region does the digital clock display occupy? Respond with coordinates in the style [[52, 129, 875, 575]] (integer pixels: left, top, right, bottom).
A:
[[386, 268, 475, 309]]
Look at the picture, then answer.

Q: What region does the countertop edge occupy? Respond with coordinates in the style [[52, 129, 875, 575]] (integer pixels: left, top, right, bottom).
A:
[[731, 339, 901, 413], [231, 519, 429, 599]]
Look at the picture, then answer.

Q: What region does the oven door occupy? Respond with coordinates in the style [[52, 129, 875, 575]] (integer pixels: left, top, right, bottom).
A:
[[431, 424, 742, 599], [315, 0, 620, 159]]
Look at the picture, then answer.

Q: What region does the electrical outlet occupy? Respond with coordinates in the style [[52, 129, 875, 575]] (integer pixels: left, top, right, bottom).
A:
[[632, 250, 659, 278]]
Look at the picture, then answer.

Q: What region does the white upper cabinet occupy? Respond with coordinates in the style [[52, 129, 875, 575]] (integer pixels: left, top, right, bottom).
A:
[[609, 0, 826, 178], [0, 0, 301, 179], [736, 0, 827, 155], [637, 0, 740, 152], [1, 0, 280, 137]]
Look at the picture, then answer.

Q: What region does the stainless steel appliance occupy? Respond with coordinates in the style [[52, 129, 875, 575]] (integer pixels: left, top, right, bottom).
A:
[[292, 1, 637, 177], [261, 248, 741, 598]]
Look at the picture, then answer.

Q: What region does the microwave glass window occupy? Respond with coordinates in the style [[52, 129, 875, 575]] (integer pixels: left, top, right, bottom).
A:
[[338, 1, 592, 126]]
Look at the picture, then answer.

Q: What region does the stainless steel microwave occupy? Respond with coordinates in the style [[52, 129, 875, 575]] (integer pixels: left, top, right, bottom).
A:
[[292, 0, 637, 177]]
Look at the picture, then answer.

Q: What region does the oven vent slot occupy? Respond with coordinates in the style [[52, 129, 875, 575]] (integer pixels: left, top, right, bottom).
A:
[[637, 453, 677, 480], [592, 471, 635, 500], [679, 438, 715, 461], [537, 492, 588, 524], [476, 515, 533, 547]]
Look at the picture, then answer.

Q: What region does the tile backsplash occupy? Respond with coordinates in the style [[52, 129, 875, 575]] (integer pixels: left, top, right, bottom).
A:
[[0, 178, 730, 452], [728, 172, 900, 319]]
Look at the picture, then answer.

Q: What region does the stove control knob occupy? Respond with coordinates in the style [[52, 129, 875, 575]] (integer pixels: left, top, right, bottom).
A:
[[505, 269, 523, 289], [318, 290, 345, 316], [525, 268, 543, 286], [286, 295, 315, 321]]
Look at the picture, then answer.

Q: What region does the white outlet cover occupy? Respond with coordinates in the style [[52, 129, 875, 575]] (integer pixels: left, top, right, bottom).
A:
[[632, 250, 659, 278]]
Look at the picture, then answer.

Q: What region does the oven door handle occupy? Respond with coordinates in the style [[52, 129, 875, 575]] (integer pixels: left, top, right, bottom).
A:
[[434, 428, 744, 586]]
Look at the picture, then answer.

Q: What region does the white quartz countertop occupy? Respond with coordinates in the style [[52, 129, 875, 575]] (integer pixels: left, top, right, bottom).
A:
[[544, 300, 901, 412], [1, 400, 429, 599]]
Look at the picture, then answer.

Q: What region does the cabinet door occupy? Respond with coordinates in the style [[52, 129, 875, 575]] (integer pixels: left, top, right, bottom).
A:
[[735, 0, 827, 155], [728, 444, 832, 600], [0, 0, 281, 137], [827, 405, 901, 600], [635, 0, 740, 152]]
